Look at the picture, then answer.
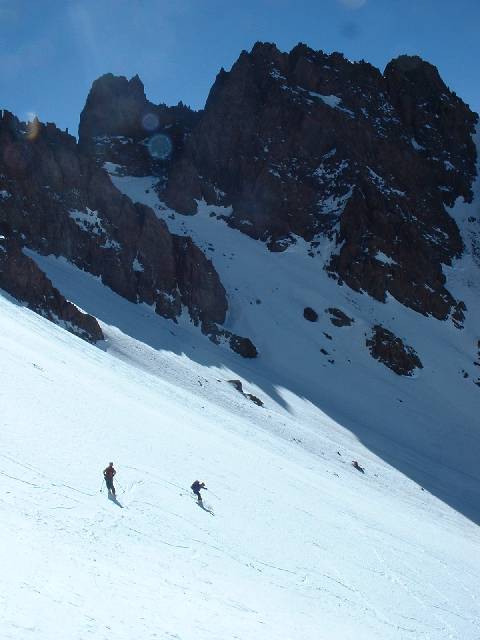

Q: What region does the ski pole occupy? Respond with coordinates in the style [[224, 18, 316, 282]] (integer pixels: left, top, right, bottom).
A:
[[116, 480, 125, 494], [207, 489, 220, 500], [100, 477, 105, 493]]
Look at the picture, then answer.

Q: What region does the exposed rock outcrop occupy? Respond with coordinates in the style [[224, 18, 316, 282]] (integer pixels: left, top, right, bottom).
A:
[[0, 236, 103, 343], [227, 379, 264, 406], [327, 307, 354, 327], [303, 307, 318, 322], [366, 325, 423, 376], [228, 333, 258, 358], [155, 43, 476, 322], [78, 73, 199, 176], [3, 40, 478, 352], [205, 323, 258, 358], [0, 110, 255, 355]]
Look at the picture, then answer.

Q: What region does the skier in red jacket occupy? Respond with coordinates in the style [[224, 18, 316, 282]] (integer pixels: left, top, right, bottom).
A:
[[103, 462, 116, 496]]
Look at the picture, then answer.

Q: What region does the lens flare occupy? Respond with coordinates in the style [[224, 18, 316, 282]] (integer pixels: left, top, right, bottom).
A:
[[142, 112, 159, 132], [25, 112, 40, 141], [147, 133, 172, 160]]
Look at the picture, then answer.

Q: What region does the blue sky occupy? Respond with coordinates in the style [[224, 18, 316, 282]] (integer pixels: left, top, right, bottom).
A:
[[1, 0, 479, 136]]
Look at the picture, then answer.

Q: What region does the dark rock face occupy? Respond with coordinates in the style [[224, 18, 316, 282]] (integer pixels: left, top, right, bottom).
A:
[[78, 74, 199, 177], [384, 55, 476, 205], [172, 236, 227, 325], [4, 41, 478, 352], [206, 323, 258, 358], [158, 43, 477, 321], [228, 379, 263, 406], [228, 334, 258, 358], [366, 325, 423, 376], [0, 236, 103, 343], [303, 307, 318, 322], [0, 110, 255, 355], [228, 379, 244, 393], [327, 307, 354, 327], [246, 393, 264, 406]]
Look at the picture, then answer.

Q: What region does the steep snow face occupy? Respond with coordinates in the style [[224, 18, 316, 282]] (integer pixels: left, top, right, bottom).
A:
[[1, 292, 480, 640], [81, 163, 480, 525], [444, 126, 480, 288]]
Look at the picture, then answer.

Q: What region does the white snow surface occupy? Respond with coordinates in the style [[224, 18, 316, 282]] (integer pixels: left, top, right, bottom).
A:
[[309, 92, 355, 117], [132, 255, 144, 273], [2, 133, 480, 639], [374, 251, 398, 266], [69, 208, 105, 236], [2, 283, 480, 640], [410, 137, 425, 152]]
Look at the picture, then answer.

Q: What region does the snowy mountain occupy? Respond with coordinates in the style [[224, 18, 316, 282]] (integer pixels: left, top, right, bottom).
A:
[[80, 44, 477, 324], [1, 252, 480, 639], [1, 41, 480, 638], [0, 110, 255, 357]]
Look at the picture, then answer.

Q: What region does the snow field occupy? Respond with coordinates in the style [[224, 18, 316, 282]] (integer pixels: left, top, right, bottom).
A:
[[1, 292, 479, 639], [102, 168, 480, 505]]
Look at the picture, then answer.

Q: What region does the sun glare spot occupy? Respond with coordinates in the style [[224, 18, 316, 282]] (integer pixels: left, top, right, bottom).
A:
[[142, 112, 160, 132], [147, 133, 172, 160], [25, 112, 40, 141]]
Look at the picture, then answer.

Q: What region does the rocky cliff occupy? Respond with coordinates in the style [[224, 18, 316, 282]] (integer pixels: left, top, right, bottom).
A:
[[0, 109, 255, 355], [78, 44, 478, 327], [162, 43, 477, 323], [78, 73, 198, 177], [2, 41, 478, 365], [0, 233, 103, 343]]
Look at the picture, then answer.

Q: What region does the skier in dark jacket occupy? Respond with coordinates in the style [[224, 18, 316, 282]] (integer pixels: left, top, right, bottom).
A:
[[103, 462, 117, 495], [191, 480, 206, 502]]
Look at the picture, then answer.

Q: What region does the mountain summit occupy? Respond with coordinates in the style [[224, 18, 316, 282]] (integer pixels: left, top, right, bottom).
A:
[[79, 43, 478, 325]]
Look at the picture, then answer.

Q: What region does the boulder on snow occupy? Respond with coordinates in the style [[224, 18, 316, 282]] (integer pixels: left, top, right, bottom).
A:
[[366, 325, 422, 376], [229, 334, 258, 359], [228, 379, 244, 393], [303, 307, 318, 322], [245, 393, 263, 406], [204, 322, 258, 359], [327, 307, 354, 327], [228, 379, 264, 406]]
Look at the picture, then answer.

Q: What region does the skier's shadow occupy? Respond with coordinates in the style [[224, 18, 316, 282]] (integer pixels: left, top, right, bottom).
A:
[[108, 492, 124, 508], [196, 501, 214, 515]]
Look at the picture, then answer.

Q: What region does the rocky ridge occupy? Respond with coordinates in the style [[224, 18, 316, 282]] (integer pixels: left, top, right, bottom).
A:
[[78, 73, 198, 178], [366, 325, 423, 377], [0, 232, 102, 343], [2, 42, 479, 370], [79, 43, 478, 332], [0, 109, 255, 355]]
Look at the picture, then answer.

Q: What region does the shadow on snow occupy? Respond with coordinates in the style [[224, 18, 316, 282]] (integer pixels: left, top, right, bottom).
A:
[[15, 256, 480, 528]]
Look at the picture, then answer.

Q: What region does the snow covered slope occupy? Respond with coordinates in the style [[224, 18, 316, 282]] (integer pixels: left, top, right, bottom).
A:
[[1, 282, 480, 639], [51, 143, 480, 528]]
